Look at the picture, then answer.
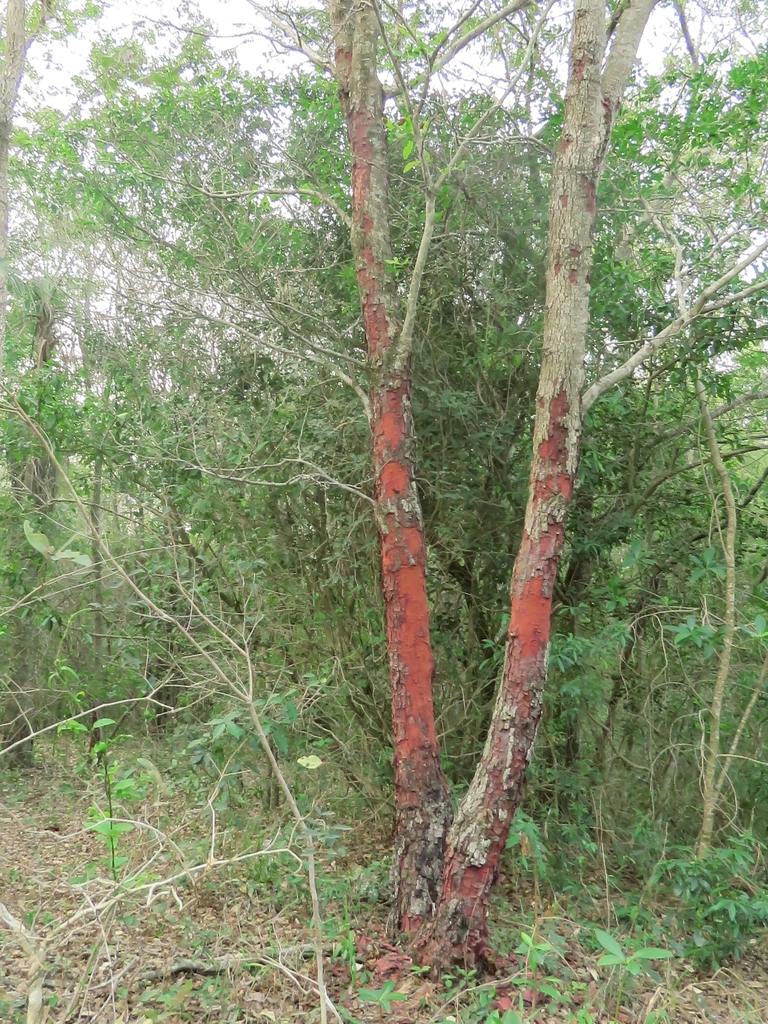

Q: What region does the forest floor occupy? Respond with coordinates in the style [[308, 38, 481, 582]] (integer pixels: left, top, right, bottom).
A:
[[1, 740, 767, 1024]]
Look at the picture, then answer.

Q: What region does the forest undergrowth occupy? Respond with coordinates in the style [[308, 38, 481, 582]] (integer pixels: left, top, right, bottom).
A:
[[2, 734, 768, 1024]]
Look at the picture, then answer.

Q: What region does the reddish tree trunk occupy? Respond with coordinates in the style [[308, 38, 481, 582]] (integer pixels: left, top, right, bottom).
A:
[[328, 0, 451, 931], [418, 0, 657, 971]]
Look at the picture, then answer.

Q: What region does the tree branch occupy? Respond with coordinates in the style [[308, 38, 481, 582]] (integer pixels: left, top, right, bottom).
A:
[[602, 0, 659, 113], [673, 0, 699, 70], [246, 3, 330, 71], [0, 901, 45, 1024], [582, 238, 768, 412], [430, 0, 535, 79], [659, 390, 768, 444]]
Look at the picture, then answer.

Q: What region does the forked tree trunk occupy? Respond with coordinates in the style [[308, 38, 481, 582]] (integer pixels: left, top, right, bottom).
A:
[[418, 0, 657, 970], [328, 0, 451, 931]]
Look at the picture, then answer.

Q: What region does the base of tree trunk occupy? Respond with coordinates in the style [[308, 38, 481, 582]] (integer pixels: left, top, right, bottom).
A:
[[413, 859, 496, 974], [390, 760, 452, 935]]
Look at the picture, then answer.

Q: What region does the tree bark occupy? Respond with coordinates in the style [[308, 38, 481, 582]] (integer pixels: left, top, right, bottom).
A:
[[0, 1, 30, 766], [419, 0, 657, 970], [0, 0, 25, 374], [695, 380, 737, 857], [328, 0, 450, 931]]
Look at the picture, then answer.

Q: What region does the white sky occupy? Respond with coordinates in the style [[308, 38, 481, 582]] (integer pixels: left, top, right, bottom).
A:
[[20, 1, 767, 134], [25, 0, 686, 113]]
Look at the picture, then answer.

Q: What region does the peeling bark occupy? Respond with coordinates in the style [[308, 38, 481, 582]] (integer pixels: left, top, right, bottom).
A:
[[418, 0, 657, 971], [328, 0, 450, 930]]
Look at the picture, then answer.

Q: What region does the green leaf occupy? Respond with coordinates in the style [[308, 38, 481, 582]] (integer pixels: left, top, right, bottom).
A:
[[297, 754, 322, 770], [52, 547, 93, 567], [537, 982, 565, 1000], [632, 948, 673, 960], [112, 778, 137, 797], [57, 719, 88, 735], [595, 929, 624, 958], [402, 139, 414, 160], [501, 1011, 522, 1024], [358, 980, 407, 1010], [597, 952, 627, 967], [24, 520, 55, 557], [92, 718, 116, 729], [754, 614, 767, 636], [110, 821, 135, 834]]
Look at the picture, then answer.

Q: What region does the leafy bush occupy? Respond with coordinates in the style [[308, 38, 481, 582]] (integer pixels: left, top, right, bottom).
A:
[[651, 834, 768, 967]]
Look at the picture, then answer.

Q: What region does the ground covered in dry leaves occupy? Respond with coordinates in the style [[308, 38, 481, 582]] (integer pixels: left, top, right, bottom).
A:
[[1, 740, 767, 1024]]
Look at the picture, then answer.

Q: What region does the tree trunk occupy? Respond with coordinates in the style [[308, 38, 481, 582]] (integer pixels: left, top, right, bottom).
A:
[[419, 0, 656, 970], [0, 0, 25, 374], [0, 2, 28, 765], [328, 0, 451, 931], [695, 380, 737, 857]]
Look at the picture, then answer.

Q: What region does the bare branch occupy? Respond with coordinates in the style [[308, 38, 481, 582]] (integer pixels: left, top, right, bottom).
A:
[[190, 456, 375, 505], [430, 0, 535, 79], [201, 312, 371, 419], [398, 193, 436, 358], [673, 0, 699, 70], [714, 653, 768, 804], [582, 238, 768, 412], [696, 378, 738, 856], [435, 0, 556, 191], [659, 390, 768, 443], [387, 0, 553, 367], [632, 444, 768, 514], [246, 3, 330, 71]]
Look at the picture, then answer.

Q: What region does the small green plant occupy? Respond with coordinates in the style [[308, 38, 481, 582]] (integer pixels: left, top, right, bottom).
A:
[[330, 926, 364, 985], [515, 930, 557, 976], [435, 998, 522, 1024], [566, 1010, 597, 1024], [85, 718, 139, 880], [594, 928, 672, 1018], [358, 980, 409, 1013], [410, 963, 431, 977]]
